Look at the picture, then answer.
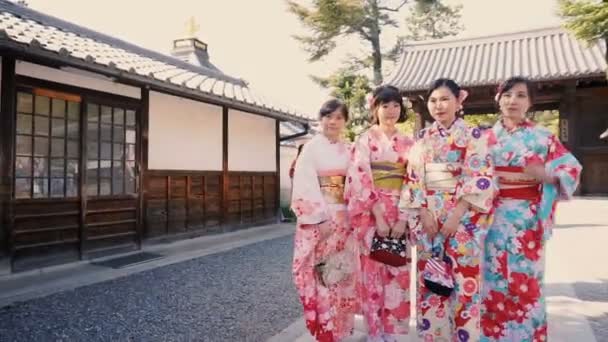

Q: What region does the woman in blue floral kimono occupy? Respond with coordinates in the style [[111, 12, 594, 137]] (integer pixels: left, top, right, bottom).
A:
[[481, 77, 582, 341]]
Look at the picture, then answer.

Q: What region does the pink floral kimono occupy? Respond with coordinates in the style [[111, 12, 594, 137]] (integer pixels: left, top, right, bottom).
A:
[[400, 118, 496, 342], [344, 125, 415, 339], [291, 134, 358, 342]]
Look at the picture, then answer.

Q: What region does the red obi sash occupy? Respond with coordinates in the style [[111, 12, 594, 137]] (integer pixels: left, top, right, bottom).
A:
[[495, 166, 541, 202]]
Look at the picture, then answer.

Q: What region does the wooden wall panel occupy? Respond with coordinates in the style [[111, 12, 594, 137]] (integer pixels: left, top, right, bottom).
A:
[[143, 170, 276, 238], [84, 197, 137, 254]]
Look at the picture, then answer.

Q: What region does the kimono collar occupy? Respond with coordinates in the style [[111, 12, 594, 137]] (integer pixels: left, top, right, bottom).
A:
[[369, 124, 399, 141], [319, 133, 342, 145], [430, 118, 467, 137], [493, 118, 535, 135]]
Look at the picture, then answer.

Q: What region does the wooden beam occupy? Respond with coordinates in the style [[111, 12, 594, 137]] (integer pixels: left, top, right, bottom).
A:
[[79, 91, 87, 259], [0, 56, 16, 271], [275, 120, 280, 222], [138, 87, 149, 246], [222, 106, 229, 226]]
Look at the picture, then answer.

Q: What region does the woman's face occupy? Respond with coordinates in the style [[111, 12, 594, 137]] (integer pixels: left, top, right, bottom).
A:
[[375, 100, 401, 127], [427, 86, 458, 127], [498, 82, 531, 121], [320, 109, 346, 139]]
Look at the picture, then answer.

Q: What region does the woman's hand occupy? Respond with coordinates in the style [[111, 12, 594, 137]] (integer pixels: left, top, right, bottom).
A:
[[372, 202, 390, 238], [390, 220, 407, 239], [440, 201, 469, 236], [524, 163, 555, 184], [420, 208, 438, 239]]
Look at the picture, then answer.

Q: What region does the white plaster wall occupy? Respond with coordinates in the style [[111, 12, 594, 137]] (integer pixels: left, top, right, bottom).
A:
[[15, 61, 140, 99], [228, 109, 276, 172], [279, 145, 298, 206], [148, 91, 223, 171]]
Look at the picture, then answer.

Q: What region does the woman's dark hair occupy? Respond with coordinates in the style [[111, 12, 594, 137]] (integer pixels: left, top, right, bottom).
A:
[[426, 78, 464, 116], [427, 78, 461, 99], [370, 85, 407, 124], [319, 98, 349, 121], [496, 76, 535, 103]]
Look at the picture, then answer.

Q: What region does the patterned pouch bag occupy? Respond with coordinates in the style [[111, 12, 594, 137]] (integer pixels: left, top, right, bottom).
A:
[[422, 240, 454, 297], [370, 235, 408, 267]]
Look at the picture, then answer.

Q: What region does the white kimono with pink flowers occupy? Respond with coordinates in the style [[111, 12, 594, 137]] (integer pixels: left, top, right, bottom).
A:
[[344, 125, 414, 338], [291, 134, 357, 342]]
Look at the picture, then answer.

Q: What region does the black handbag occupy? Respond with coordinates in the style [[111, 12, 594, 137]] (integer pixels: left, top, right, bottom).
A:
[[369, 235, 409, 267]]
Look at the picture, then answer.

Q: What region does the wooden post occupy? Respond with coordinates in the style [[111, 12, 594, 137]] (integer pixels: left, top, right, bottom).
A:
[[221, 106, 229, 226], [275, 120, 280, 222], [0, 56, 16, 273], [137, 87, 149, 245], [78, 94, 87, 259]]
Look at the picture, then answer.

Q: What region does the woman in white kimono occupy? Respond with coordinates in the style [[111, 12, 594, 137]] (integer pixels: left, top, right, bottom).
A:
[[291, 99, 358, 342]]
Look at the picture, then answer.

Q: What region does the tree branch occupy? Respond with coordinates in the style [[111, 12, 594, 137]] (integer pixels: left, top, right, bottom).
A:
[[378, 0, 408, 12]]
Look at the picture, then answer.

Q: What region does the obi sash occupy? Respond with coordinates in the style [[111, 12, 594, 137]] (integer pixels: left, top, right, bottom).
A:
[[495, 166, 540, 201], [318, 175, 346, 204], [425, 163, 461, 192], [370, 161, 406, 191]]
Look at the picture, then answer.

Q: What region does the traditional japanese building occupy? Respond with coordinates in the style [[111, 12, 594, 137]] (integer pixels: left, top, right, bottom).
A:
[[0, 1, 309, 273], [387, 26, 607, 195]]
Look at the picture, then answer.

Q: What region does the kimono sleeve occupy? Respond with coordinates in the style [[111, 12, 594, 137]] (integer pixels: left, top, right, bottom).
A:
[[344, 133, 378, 219], [455, 127, 496, 213], [290, 143, 329, 225], [399, 135, 428, 211], [539, 134, 582, 239]]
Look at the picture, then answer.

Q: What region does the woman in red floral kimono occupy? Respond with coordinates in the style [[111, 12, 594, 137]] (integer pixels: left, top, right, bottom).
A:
[[400, 78, 495, 341], [291, 99, 358, 342], [345, 85, 415, 342]]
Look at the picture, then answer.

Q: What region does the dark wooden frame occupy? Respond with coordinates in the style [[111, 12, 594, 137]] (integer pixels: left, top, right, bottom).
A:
[[1, 56, 17, 268], [5, 74, 142, 270], [222, 106, 229, 226], [13, 86, 82, 199]]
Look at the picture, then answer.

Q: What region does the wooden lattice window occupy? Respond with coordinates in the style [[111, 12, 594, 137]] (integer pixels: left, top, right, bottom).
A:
[[14, 89, 81, 199], [86, 103, 137, 196]]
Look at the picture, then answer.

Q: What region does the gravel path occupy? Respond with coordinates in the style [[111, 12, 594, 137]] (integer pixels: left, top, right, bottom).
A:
[[0, 235, 301, 342]]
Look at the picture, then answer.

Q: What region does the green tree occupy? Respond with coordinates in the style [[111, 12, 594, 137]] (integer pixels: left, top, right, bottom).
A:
[[287, 0, 436, 85], [559, 0, 608, 78], [387, 1, 463, 62]]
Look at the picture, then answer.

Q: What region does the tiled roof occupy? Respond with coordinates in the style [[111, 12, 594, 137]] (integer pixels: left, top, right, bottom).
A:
[[386, 26, 607, 91], [0, 1, 309, 123]]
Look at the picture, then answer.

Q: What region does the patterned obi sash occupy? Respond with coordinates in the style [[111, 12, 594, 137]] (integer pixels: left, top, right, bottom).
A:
[[318, 173, 346, 204], [495, 166, 540, 201], [370, 161, 406, 191], [425, 162, 461, 192]]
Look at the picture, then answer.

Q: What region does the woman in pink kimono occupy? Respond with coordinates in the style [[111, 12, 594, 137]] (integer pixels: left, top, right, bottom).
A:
[[481, 77, 582, 341], [345, 85, 415, 342], [400, 78, 495, 341], [291, 99, 358, 342]]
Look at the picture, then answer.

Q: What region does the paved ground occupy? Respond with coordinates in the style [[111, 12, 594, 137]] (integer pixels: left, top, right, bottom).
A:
[[0, 235, 301, 342], [275, 198, 607, 342], [546, 198, 608, 342], [0, 199, 605, 342]]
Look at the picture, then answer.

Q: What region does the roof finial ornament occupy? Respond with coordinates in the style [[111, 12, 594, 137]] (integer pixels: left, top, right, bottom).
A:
[[185, 16, 200, 38]]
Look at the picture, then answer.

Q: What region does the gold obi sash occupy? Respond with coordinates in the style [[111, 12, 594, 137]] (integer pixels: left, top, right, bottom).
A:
[[425, 162, 461, 191], [370, 162, 406, 191], [318, 175, 346, 204]]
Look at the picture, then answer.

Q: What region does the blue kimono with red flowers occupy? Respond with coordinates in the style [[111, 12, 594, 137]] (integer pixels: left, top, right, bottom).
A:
[[481, 120, 582, 341]]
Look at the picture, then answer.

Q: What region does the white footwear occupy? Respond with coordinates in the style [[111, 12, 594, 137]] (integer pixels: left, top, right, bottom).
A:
[[381, 333, 402, 342], [366, 335, 384, 342]]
